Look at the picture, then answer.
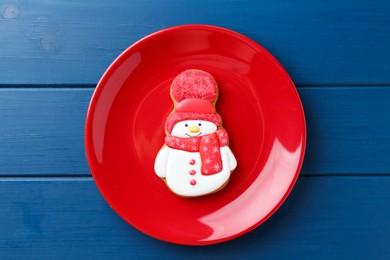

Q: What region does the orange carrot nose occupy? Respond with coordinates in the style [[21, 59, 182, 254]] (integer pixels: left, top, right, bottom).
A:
[[189, 126, 200, 133]]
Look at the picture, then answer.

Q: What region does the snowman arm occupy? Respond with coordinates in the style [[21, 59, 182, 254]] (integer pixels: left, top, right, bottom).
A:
[[154, 146, 171, 178], [222, 146, 237, 171]]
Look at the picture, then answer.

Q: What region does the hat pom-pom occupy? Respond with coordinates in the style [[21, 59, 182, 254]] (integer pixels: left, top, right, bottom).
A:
[[170, 70, 217, 103]]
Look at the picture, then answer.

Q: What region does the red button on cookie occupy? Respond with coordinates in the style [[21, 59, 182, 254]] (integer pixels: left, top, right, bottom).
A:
[[189, 159, 195, 165], [189, 170, 196, 175], [190, 179, 196, 185]]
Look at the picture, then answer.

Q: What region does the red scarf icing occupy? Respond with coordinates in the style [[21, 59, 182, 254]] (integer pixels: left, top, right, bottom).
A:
[[165, 129, 229, 175]]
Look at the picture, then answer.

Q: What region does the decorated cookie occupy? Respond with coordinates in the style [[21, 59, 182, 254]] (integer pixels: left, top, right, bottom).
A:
[[154, 70, 237, 197]]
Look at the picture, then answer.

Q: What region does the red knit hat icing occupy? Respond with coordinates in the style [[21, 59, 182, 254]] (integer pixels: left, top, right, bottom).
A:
[[166, 70, 221, 133], [170, 70, 217, 103]]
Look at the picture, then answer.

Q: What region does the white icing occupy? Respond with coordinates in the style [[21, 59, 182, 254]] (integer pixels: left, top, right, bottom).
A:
[[154, 146, 170, 178], [154, 120, 237, 197], [171, 120, 217, 138], [163, 148, 231, 197], [223, 146, 237, 170]]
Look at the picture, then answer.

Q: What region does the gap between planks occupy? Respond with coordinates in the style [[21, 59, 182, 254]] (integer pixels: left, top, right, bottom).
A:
[[0, 174, 389, 182]]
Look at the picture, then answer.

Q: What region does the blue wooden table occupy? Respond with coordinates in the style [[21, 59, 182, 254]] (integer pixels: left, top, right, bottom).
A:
[[1, 1, 389, 259]]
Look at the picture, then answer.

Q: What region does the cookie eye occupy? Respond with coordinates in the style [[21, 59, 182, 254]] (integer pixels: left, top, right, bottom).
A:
[[184, 124, 188, 127], [198, 123, 202, 126]]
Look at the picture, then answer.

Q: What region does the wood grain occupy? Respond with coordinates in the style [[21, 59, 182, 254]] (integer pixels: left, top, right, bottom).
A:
[[0, 177, 388, 259], [1, 87, 389, 176], [0, 88, 91, 175], [0, 0, 389, 85]]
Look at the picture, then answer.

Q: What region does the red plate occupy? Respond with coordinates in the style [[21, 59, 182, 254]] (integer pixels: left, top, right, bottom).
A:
[[85, 25, 306, 245]]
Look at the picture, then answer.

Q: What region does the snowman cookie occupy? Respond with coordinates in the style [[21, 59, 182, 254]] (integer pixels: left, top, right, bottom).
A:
[[154, 69, 237, 197]]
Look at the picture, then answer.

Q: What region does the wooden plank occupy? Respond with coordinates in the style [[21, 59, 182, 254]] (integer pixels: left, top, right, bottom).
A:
[[0, 0, 390, 85], [300, 86, 390, 174], [0, 176, 388, 259], [1, 87, 390, 176], [0, 88, 91, 175]]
